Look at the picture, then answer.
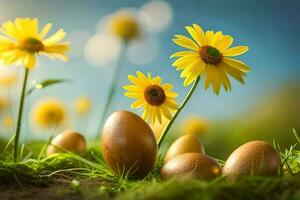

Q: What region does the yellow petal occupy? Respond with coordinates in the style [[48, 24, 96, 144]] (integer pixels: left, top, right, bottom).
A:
[[40, 23, 52, 39], [131, 99, 145, 108], [211, 31, 223, 46], [223, 57, 250, 72], [128, 74, 147, 87], [43, 43, 69, 55], [215, 35, 233, 52], [162, 83, 173, 91], [166, 91, 178, 98], [185, 25, 205, 47], [124, 92, 142, 98], [193, 24, 207, 45], [123, 85, 141, 92], [161, 105, 172, 119], [222, 62, 245, 84], [170, 51, 198, 58], [205, 31, 214, 45], [223, 46, 249, 57], [43, 29, 66, 46], [173, 35, 199, 51], [136, 71, 150, 83], [24, 53, 36, 69]]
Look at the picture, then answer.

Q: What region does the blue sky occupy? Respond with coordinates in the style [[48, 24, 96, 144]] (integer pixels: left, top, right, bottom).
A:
[[0, 0, 299, 138]]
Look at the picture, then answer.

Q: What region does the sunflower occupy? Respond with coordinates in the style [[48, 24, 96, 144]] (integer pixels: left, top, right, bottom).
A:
[[171, 24, 250, 94], [0, 17, 69, 69], [32, 98, 66, 128], [108, 11, 140, 41], [124, 71, 178, 124]]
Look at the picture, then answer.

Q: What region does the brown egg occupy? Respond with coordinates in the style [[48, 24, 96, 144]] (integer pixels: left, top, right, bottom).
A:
[[47, 130, 86, 155], [222, 140, 281, 180], [164, 134, 205, 163], [102, 110, 157, 179], [161, 153, 221, 181]]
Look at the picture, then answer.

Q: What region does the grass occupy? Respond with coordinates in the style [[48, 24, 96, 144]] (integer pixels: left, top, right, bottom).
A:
[[0, 130, 299, 200]]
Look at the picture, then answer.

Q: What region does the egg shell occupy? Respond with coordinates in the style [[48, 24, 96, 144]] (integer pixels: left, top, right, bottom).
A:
[[222, 140, 281, 179], [164, 134, 205, 163], [47, 130, 86, 155], [102, 110, 157, 178], [161, 153, 221, 181]]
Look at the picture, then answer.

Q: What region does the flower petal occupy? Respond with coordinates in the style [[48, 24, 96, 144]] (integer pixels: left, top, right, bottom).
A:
[[223, 46, 249, 57], [173, 34, 199, 51], [223, 57, 250, 72]]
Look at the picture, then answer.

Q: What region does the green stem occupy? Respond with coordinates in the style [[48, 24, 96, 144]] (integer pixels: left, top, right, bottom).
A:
[[157, 76, 201, 148], [96, 41, 128, 138], [13, 68, 29, 162]]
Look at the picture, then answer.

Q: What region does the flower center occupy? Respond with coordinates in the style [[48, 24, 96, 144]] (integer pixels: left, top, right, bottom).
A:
[[144, 85, 166, 106], [200, 45, 223, 65], [19, 37, 44, 53]]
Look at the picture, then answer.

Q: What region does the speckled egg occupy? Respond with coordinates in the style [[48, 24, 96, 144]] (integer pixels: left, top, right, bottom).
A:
[[102, 110, 157, 179], [161, 153, 221, 181], [164, 134, 205, 163], [222, 140, 281, 179]]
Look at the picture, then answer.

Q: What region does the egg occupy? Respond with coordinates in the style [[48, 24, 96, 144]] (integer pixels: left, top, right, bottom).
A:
[[164, 134, 205, 162], [102, 110, 157, 178], [222, 140, 281, 179], [161, 153, 221, 180], [47, 130, 86, 155]]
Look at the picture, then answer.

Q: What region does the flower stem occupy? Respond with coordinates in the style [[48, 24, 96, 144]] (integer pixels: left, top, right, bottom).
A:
[[14, 68, 30, 162], [157, 76, 201, 148], [96, 40, 128, 138]]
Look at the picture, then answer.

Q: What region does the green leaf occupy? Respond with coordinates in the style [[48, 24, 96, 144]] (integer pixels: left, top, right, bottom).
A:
[[293, 129, 300, 145], [27, 79, 72, 95]]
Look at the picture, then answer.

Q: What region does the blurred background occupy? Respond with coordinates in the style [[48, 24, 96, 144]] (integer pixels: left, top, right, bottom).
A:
[[0, 0, 299, 159]]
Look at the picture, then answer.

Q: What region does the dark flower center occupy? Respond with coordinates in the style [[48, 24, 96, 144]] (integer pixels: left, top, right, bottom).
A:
[[200, 45, 223, 65], [19, 37, 44, 53], [144, 85, 166, 106]]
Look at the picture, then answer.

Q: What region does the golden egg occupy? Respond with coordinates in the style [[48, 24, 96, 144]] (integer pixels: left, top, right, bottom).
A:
[[47, 130, 86, 155], [161, 153, 221, 181], [222, 140, 281, 180], [164, 134, 205, 163], [102, 110, 157, 178]]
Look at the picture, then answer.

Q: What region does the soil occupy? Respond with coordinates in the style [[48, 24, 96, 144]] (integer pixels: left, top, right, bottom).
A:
[[0, 178, 112, 200]]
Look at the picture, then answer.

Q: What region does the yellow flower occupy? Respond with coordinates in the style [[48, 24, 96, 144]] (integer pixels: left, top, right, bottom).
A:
[[0, 17, 69, 69], [74, 96, 91, 116], [0, 97, 10, 110], [150, 117, 170, 139], [3, 115, 13, 129], [108, 11, 140, 41], [0, 74, 18, 87], [124, 71, 178, 124], [171, 24, 250, 94], [32, 98, 66, 128], [181, 116, 208, 136]]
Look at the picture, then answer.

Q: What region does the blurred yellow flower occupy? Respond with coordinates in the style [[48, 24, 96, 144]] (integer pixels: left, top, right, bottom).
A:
[[108, 11, 140, 41], [0, 97, 10, 110], [181, 116, 208, 136], [171, 24, 250, 94], [150, 117, 170, 139], [3, 115, 13, 129], [74, 96, 91, 116], [32, 98, 66, 128], [0, 74, 18, 87], [124, 71, 178, 124], [0, 17, 69, 69]]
